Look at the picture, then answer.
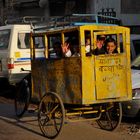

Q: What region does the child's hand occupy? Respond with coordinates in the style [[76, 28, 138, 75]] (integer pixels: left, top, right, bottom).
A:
[[61, 43, 69, 53]]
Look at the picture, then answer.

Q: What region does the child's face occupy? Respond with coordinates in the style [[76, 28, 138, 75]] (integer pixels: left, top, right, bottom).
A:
[[96, 40, 104, 49], [86, 39, 90, 45], [106, 42, 116, 54]]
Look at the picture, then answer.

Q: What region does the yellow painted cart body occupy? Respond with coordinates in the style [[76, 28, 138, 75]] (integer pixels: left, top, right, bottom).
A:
[[31, 25, 131, 104]]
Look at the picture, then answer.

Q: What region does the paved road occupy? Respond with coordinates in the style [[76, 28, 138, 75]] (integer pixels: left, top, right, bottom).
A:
[[0, 100, 139, 140]]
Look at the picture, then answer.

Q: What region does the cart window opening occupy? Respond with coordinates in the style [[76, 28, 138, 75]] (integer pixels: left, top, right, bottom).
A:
[[63, 30, 80, 57], [105, 34, 124, 54], [85, 31, 91, 56], [118, 34, 124, 53], [48, 33, 62, 59], [32, 35, 46, 58], [0, 29, 10, 50], [33, 36, 45, 49], [18, 33, 30, 49], [93, 33, 124, 55]]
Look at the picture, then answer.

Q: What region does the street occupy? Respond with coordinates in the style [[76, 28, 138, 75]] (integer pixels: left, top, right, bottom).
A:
[[0, 96, 140, 140]]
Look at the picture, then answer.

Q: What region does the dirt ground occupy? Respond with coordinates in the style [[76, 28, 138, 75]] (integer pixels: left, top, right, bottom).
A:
[[0, 96, 140, 140]]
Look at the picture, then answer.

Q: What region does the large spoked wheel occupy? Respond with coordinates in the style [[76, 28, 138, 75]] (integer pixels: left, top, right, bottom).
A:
[[15, 79, 31, 118], [38, 92, 65, 139], [97, 102, 122, 131]]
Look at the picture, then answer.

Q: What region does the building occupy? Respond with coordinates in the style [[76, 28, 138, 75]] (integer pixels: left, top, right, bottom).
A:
[[92, 0, 140, 33], [0, 0, 140, 33], [0, 0, 44, 25], [40, 0, 140, 33], [13, 0, 44, 17]]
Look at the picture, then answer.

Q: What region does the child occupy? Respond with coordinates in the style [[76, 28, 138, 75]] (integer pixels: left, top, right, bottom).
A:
[[105, 38, 118, 54], [93, 35, 106, 55]]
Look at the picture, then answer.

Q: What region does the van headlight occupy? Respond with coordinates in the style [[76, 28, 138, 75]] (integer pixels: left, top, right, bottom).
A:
[[132, 88, 140, 99]]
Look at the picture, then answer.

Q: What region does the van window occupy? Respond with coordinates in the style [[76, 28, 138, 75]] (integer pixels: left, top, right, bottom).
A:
[[18, 33, 30, 49], [0, 29, 10, 50], [133, 40, 140, 56]]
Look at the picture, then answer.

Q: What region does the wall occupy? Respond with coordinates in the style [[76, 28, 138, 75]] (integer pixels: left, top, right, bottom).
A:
[[39, 0, 87, 18], [94, 0, 140, 26]]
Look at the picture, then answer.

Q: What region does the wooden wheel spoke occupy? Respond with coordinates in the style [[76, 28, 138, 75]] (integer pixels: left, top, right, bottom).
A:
[[15, 79, 30, 118], [42, 117, 49, 126], [47, 102, 53, 111], [106, 112, 114, 129], [97, 103, 122, 131], [53, 119, 60, 132], [50, 105, 59, 114], [38, 92, 64, 139]]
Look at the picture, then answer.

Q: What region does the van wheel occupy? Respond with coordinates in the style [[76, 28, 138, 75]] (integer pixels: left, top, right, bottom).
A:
[[15, 79, 31, 118]]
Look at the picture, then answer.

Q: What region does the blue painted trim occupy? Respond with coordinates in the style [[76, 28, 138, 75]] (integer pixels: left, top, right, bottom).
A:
[[72, 22, 118, 26], [16, 57, 46, 61], [16, 58, 31, 61], [34, 57, 46, 60]]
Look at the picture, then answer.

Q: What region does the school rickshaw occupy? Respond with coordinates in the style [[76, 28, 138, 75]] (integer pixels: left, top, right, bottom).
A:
[[14, 14, 132, 139]]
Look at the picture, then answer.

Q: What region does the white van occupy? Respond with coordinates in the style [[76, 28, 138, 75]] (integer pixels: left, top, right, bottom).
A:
[[130, 34, 140, 61], [0, 24, 45, 86], [122, 34, 140, 117]]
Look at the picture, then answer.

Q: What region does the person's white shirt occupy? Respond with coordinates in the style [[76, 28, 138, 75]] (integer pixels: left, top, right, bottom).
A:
[[85, 45, 90, 53], [65, 49, 72, 57]]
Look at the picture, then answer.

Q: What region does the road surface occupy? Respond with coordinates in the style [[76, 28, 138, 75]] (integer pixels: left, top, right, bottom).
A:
[[0, 97, 140, 140]]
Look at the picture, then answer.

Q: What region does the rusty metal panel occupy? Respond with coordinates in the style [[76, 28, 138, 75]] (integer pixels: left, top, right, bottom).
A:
[[32, 57, 82, 104]]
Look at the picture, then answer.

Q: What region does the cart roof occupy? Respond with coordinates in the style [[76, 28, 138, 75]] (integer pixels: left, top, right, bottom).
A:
[[32, 14, 120, 33]]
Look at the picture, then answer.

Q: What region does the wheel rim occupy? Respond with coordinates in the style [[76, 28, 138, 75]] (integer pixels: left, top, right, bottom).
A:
[[38, 92, 65, 139], [97, 102, 122, 131], [15, 79, 30, 117]]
